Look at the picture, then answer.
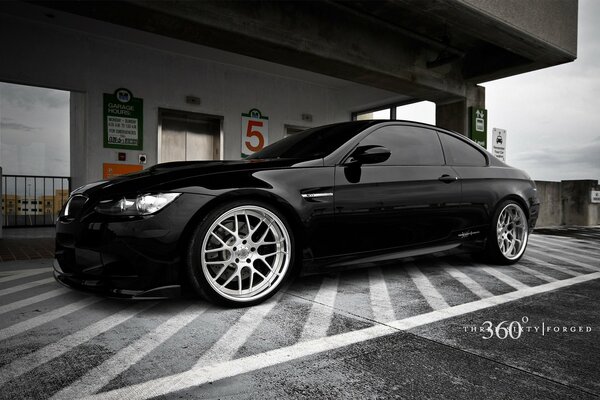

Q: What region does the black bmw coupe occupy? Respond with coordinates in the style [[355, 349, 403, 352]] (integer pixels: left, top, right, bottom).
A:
[[55, 120, 539, 306]]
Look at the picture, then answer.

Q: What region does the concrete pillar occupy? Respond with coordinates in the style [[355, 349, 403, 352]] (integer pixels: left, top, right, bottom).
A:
[[435, 85, 485, 136]]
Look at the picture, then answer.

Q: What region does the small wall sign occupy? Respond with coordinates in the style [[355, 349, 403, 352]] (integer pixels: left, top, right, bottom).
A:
[[469, 107, 487, 148], [104, 88, 143, 150], [592, 190, 600, 204], [103, 163, 143, 179], [241, 108, 269, 158], [492, 128, 507, 162]]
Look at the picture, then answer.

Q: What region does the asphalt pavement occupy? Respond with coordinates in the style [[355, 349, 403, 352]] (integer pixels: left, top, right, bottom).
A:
[[0, 228, 598, 399]]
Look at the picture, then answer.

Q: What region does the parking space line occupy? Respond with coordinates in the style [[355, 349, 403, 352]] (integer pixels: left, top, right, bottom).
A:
[[368, 268, 395, 322], [300, 275, 339, 341], [0, 296, 103, 342], [195, 294, 282, 367], [527, 247, 600, 271], [529, 238, 600, 259], [405, 264, 449, 310], [511, 264, 557, 282], [479, 266, 529, 290], [0, 288, 69, 315], [51, 304, 208, 400], [0, 268, 51, 284], [82, 272, 600, 400], [0, 277, 56, 297], [0, 301, 156, 388], [440, 263, 493, 298], [523, 255, 582, 276]]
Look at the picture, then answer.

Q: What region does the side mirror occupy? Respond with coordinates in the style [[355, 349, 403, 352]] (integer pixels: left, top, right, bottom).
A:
[[348, 145, 391, 165]]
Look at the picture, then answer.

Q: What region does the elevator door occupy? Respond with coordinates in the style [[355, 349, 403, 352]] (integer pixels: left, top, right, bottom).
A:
[[160, 110, 221, 163]]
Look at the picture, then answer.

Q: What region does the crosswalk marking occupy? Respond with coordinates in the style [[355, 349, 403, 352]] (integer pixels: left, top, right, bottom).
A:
[[0, 296, 102, 341], [0, 268, 51, 284], [0, 301, 156, 387], [511, 264, 557, 282], [441, 263, 493, 298], [195, 294, 282, 367], [523, 255, 582, 276], [529, 237, 600, 260], [51, 304, 207, 400], [82, 272, 600, 400], [0, 288, 69, 315], [0, 277, 56, 297], [527, 247, 600, 271], [530, 235, 599, 255], [300, 275, 339, 341], [479, 266, 529, 290], [405, 264, 449, 310], [368, 268, 395, 322]]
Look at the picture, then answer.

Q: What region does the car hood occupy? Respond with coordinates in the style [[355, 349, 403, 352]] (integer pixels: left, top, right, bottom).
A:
[[72, 158, 315, 198]]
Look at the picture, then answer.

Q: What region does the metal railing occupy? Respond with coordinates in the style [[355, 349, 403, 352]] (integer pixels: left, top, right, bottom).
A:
[[2, 175, 71, 227]]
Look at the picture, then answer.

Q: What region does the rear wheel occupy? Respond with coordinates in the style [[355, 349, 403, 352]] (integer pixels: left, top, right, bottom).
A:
[[187, 200, 294, 307], [485, 200, 529, 264]]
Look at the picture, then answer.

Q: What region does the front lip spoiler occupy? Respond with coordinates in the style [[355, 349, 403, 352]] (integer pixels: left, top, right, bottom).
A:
[[53, 259, 182, 300]]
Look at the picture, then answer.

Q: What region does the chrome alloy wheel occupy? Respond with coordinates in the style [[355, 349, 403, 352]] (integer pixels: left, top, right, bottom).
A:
[[200, 205, 291, 302], [496, 203, 528, 260]]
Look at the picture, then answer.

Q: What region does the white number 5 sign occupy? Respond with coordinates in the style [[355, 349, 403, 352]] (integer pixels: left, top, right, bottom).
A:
[[241, 108, 269, 158]]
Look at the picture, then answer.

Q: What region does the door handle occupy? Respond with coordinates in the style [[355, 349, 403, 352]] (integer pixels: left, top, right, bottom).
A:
[[438, 174, 459, 183]]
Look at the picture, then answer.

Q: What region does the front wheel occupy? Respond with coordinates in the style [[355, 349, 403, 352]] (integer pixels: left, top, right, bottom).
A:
[[484, 200, 529, 264], [187, 201, 294, 307]]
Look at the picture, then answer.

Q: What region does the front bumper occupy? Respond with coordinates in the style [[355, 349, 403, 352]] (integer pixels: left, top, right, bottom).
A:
[[54, 193, 213, 298]]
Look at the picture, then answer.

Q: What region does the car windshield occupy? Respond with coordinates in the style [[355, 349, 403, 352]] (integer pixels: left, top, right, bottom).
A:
[[247, 121, 377, 160]]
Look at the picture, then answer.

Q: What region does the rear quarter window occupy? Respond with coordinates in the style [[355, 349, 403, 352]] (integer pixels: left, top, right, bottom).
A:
[[438, 132, 487, 167]]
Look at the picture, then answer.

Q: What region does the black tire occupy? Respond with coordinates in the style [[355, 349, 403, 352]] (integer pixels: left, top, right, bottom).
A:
[[484, 199, 529, 265], [186, 199, 296, 307]]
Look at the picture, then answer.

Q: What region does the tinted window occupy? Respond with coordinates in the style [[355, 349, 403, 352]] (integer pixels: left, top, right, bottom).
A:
[[248, 121, 377, 160], [357, 126, 444, 166], [438, 133, 487, 166]]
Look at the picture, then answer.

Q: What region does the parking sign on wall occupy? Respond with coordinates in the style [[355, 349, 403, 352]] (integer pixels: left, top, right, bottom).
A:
[[241, 108, 269, 158], [492, 128, 507, 162]]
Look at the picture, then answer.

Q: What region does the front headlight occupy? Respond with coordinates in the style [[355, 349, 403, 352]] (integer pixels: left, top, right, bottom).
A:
[[95, 193, 181, 216]]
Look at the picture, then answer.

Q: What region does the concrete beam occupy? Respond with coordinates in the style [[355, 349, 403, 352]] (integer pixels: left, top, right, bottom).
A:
[[30, 0, 468, 102]]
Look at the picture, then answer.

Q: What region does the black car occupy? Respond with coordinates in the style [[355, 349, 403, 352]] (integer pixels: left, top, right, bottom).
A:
[[55, 120, 539, 306]]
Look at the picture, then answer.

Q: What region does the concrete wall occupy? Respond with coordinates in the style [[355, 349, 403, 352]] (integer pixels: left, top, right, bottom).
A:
[[535, 180, 600, 227], [0, 12, 403, 189]]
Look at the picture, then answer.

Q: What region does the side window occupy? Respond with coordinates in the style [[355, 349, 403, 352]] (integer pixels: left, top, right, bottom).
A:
[[357, 126, 445, 166], [438, 132, 487, 167]]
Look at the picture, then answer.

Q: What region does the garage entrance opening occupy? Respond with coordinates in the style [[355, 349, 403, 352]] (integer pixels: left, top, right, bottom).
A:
[[159, 109, 222, 163], [0, 82, 71, 228]]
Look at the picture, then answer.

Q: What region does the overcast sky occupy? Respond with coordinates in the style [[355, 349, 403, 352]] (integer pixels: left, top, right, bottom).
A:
[[0, 0, 598, 183]]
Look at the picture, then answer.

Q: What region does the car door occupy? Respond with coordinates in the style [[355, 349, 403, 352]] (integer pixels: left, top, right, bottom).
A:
[[333, 124, 462, 256], [437, 131, 491, 233]]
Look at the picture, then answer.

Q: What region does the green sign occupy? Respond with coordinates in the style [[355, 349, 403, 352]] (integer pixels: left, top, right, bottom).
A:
[[469, 107, 487, 149], [103, 88, 143, 150]]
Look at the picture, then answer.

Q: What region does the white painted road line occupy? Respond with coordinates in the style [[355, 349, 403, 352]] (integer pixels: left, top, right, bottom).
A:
[[0, 301, 156, 387], [405, 264, 449, 310], [195, 294, 281, 367], [530, 235, 599, 253], [83, 272, 600, 400], [0, 296, 103, 342], [300, 275, 339, 341], [0, 277, 56, 297], [527, 247, 600, 271], [441, 263, 493, 299], [511, 264, 557, 283], [523, 255, 582, 276], [479, 266, 529, 290], [51, 304, 208, 400], [0, 268, 51, 284], [0, 288, 69, 315], [368, 267, 395, 322], [529, 238, 600, 260]]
